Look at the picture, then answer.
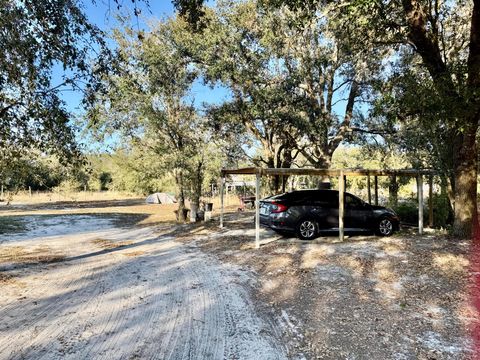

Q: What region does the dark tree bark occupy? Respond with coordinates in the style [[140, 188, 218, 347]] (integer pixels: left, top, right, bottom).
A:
[[388, 175, 399, 208], [299, 79, 359, 170], [175, 169, 187, 222], [452, 124, 479, 237], [189, 160, 203, 222], [401, 0, 480, 238], [451, 0, 480, 237]]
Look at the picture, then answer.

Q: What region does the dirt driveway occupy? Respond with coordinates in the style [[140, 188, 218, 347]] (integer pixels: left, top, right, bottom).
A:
[[182, 214, 478, 359], [0, 215, 286, 359], [1, 202, 479, 360]]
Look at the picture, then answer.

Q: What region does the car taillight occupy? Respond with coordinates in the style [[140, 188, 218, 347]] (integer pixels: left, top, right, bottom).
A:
[[271, 202, 288, 213]]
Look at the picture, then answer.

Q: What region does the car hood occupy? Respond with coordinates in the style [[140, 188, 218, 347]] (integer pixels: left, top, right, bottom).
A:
[[370, 205, 387, 211], [371, 205, 398, 216]]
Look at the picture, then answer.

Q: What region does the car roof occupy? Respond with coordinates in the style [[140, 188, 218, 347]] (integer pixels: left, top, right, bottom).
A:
[[270, 189, 335, 199], [269, 189, 363, 200]]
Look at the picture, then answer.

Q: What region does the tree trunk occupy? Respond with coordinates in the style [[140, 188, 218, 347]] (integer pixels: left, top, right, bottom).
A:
[[190, 161, 203, 222], [452, 128, 479, 238], [388, 175, 399, 208], [175, 169, 187, 222], [440, 175, 455, 224]]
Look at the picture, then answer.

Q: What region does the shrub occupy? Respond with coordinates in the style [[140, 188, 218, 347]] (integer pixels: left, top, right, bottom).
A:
[[392, 193, 452, 228]]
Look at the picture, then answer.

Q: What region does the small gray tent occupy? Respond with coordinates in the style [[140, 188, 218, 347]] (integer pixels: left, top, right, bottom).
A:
[[145, 193, 177, 204]]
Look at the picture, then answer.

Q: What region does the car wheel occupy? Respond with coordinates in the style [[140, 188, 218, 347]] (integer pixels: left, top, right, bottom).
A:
[[377, 218, 394, 236], [296, 218, 318, 240]]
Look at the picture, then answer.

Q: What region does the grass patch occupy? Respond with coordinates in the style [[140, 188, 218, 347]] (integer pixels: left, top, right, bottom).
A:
[[0, 216, 26, 234], [0, 245, 65, 264], [123, 251, 145, 257], [0, 272, 16, 284], [91, 238, 133, 249]]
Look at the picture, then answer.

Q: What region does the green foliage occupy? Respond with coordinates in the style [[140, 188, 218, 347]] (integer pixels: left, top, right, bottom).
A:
[[54, 178, 85, 194], [392, 193, 452, 229], [184, 0, 383, 174], [87, 16, 236, 212], [0, 0, 114, 172], [0, 154, 66, 191]]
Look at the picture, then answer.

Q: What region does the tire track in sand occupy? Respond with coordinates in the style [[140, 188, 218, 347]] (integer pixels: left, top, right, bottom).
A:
[[0, 223, 287, 360]]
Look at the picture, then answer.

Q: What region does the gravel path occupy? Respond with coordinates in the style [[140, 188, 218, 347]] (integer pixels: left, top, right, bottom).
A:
[[0, 217, 286, 359]]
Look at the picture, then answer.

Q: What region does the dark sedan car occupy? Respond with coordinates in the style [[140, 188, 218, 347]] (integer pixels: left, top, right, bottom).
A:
[[259, 189, 400, 240]]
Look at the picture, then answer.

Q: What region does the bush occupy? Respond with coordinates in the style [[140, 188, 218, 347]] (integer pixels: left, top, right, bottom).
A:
[[392, 193, 452, 228], [53, 179, 84, 201], [393, 200, 419, 225]]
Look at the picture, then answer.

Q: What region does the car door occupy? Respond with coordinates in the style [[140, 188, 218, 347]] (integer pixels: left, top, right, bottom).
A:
[[345, 194, 372, 230], [311, 191, 338, 230]]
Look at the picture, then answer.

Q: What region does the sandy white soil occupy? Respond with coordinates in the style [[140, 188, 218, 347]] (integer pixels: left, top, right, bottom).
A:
[[0, 216, 286, 359], [188, 214, 477, 359]]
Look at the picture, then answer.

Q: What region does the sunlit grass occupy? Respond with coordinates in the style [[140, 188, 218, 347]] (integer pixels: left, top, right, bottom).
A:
[[432, 253, 469, 275], [0, 245, 65, 264], [91, 238, 133, 249]]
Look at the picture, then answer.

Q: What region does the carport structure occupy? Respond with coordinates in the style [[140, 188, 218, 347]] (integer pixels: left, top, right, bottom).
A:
[[219, 167, 437, 248]]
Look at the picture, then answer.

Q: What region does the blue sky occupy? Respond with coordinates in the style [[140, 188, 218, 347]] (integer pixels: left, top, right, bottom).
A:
[[58, 0, 228, 114], [57, 0, 358, 154]]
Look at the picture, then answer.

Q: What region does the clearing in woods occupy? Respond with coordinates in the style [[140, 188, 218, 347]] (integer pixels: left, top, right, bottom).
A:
[[0, 197, 286, 359], [0, 195, 477, 359]]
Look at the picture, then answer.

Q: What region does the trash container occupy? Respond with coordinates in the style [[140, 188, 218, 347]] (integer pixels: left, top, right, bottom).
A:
[[204, 203, 213, 221]]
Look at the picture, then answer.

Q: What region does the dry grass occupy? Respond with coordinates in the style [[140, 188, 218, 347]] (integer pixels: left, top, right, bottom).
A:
[[300, 246, 332, 269], [432, 253, 469, 275], [0, 273, 16, 284], [0, 193, 242, 227], [0, 245, 65, 264], [122, 251, 145, 257], [6, 190, 139, 204], [91, 238, 133, 249]]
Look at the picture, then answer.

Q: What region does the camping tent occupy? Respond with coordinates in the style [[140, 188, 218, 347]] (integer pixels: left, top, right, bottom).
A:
[[145, 193, 176, 204]]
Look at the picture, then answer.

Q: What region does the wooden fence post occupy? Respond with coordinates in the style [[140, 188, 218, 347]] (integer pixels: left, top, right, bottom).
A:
[[417, 174, 424, 235], [374, 176, 378, 205], [339, 171, 345, 242], [429, 175, 434, 228], [220, 176, 225, 228], [255, 172, 261, 249], [367, 175, 371, 204]]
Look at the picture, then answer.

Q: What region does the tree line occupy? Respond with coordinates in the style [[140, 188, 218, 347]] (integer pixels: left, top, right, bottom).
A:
[[1, 0, 479, 236]]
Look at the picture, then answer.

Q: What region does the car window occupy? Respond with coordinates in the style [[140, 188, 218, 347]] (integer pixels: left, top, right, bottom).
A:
[[345, 194, 365, 209], [313, 191, 338, 207], [272, 190, 316, 201]]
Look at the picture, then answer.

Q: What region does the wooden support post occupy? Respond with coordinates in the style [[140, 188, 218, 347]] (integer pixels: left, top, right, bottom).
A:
[[417, 174, 424, 235], [374, 176, 378, 205], [225, 184, 229, 206], [429, 175, 433, 228], [343, 175, 347, 191], [29, 186, 32, 197], [339, 171, 345, 242], [255, 172, 261, 249], [367, 175, 371, 204], [0, 185, 3, 200], [220, 176, 225, 228]]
